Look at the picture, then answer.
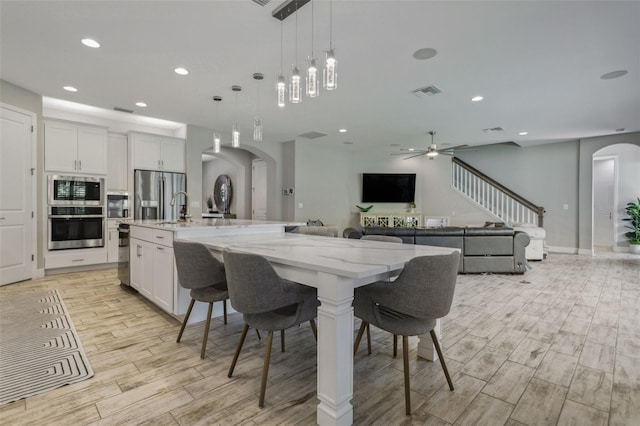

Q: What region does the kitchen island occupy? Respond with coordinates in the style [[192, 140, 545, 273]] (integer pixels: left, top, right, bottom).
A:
[[126, 218, 302, 320]]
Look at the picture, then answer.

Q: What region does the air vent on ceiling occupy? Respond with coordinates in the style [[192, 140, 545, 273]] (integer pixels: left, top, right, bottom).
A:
[[113, 106, 134, 113], [412, 85, 442, 98], [482, 126, 504, 133], [252, 0, 271, 5], [298, 131, 327, 139]]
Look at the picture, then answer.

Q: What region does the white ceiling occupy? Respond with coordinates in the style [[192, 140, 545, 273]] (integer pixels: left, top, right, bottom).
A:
[[1, 0, 639, 152]]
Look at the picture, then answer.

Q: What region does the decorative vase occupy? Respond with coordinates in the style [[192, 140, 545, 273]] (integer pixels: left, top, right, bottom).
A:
[[630, 244, 640, 255]]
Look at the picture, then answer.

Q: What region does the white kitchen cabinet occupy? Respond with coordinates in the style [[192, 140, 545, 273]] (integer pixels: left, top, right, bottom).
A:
[[44, 120, 107, 174], [129, 132, 185, 173], [107, 133, 128, 191], [129, 226, 175, 314], [107, 228, 120, 263]]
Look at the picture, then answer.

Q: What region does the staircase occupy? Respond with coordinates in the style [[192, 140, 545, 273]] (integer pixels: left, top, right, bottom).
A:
[[451, 157, 545, 227]]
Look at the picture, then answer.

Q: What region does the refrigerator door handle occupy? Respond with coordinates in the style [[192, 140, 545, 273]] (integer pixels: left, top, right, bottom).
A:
[[161, 177, 167, 219]]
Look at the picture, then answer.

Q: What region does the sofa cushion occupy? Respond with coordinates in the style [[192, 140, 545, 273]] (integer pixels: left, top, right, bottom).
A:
[[464, 227, 515, 236], [415, 227, 464, 237], [465, 236, 514, 255], [363, 227, 415, 244]]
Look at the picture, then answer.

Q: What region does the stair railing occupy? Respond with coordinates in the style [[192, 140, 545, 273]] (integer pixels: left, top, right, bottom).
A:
[[451, 157, 545, 227]]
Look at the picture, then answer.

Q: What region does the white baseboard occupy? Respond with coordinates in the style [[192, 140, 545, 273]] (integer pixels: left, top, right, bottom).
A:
[[578, 248, 594, 256], [547, 246, 579, 254]]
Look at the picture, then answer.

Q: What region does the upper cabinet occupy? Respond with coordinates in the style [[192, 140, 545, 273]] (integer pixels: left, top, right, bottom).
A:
[[44, 120, 108, 174], [107, 133, 128, 191], [129, 132, 185, 173]]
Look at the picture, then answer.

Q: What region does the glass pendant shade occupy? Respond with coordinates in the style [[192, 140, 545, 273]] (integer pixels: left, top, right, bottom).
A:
[[213, 133, 221, 153], [306, 59, 319, 97], [232, 123, 240, 148], [324, 49, 337, 90], [276, 75, 286, 107], [290, 67, 302, 103], [253, 117, 262, 142]]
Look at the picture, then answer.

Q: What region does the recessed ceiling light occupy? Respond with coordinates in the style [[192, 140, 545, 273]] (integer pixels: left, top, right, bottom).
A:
[[413, 48, 438, 60], [174, 67, 189, 75], [518, 131, 528, 136], [471, 96, 484, 102], [63, 86, 78, 92], [136, 102, 147, 107], [600, 70, 628, 80], [81, 38, 100, 48], [339, 129, 347, 133], [408, 148, 415, 152]]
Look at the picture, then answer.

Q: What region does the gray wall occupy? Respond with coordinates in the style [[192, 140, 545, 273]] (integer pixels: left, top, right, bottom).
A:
[[1, 80, 45, 269], [202, 154, 253, 217]]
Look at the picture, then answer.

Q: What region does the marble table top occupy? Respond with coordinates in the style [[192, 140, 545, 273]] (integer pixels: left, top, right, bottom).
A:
[[185, 233, 459, 281]]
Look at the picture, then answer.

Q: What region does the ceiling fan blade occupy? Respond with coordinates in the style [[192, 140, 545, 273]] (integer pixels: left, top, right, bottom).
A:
[[398, 148, 427, 152], [438, 144, 469, 152], [402, 152, 427, 160]]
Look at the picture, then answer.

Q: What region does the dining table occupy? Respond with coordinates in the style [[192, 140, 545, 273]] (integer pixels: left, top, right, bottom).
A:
[[185, 232, 459, 426]]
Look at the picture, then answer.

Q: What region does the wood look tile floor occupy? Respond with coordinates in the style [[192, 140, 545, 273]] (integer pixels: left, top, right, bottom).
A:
[[1, 252, 638, 425]]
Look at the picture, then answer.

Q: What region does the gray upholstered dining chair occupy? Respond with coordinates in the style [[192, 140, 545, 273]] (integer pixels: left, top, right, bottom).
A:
[[173, 239, 229, 359], [353, 251, 460, 415], [223, 248, 319, 408], [360, 235, 404, 243]]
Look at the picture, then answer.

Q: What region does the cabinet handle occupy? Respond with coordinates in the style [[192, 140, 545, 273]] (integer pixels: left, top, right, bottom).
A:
[[71, 258, 85, 262], [156, 247, 165, 251], [78, 160, 82, 170], [136, 245, 142, 257], [155, 236, 165, 239]]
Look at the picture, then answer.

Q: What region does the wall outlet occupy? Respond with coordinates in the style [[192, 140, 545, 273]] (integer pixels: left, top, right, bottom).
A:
[[298, 202, 303, 209], [563, 203, 569, 210]]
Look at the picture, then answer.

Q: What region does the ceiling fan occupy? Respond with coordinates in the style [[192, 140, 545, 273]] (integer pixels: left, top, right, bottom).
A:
[[393, 131, 470, 160]]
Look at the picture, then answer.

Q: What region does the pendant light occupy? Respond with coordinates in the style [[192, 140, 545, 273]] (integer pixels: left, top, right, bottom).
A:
[[212, 96, 222, 153], [324, 0, 337, 91], [306, 0, 319, 98], [253, 73, 263, 142], [289, 3, 302, 103], [231, 85, 241, 148], [276, 20, 286, 107]]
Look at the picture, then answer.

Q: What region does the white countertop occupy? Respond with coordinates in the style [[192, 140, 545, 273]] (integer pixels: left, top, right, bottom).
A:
[[124, 218, 303, 232]]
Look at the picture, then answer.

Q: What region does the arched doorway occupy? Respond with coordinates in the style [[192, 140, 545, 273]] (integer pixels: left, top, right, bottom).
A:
[[592, 143, 640, 253]]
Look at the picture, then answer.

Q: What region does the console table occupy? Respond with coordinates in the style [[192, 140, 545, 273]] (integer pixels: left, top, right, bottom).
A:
[[359, 211, 422, 228]]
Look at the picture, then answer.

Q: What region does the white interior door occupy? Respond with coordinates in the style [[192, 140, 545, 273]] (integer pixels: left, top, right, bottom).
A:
[[1, 105, 34, 285], [252, 159, 267, 220], [593, 157, 616, 249]]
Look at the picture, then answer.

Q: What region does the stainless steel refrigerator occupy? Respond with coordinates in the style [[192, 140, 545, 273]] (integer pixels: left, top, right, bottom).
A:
[[134, 169, 187, 221]]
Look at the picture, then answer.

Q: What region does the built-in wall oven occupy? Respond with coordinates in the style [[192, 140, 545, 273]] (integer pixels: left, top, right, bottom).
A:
[[48, 175, 105, 250]]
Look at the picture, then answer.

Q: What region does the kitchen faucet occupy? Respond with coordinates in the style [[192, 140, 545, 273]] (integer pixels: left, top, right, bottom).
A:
[[170, 191, 191, 221]]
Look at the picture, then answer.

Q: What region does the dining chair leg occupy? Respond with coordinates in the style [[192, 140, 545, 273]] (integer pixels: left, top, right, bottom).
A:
[[403, 335, 411, 415], [393, 334, 398, 358], [430, 329, 454, 391], [310, 319, 317, 341], [223, 299, 228, 325], [228, 323, 250, 378], [200, 302, 213, 359], [259, 331, 274, 408], [255, 329, 262, 340], [366, 323, 372, 355], [177, 298, 196, 343], [354, 321, 367, 355], [280, 329, 286, 352]]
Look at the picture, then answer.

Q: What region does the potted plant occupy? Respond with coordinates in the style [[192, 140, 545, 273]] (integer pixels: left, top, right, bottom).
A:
[[407, 202, 416, 213], [623, 197, 640, 254], [206, 196, 214, 213]]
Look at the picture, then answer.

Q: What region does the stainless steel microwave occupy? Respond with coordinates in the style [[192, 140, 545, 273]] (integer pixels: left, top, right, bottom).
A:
[[48, 175, 104, 206]]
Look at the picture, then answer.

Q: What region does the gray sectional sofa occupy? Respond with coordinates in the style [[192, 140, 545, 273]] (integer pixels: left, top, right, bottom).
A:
[[354, 226, 530, 274]]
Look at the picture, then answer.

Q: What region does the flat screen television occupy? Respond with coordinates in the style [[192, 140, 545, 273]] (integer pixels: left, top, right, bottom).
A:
[[362, 173, 416, 203]]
